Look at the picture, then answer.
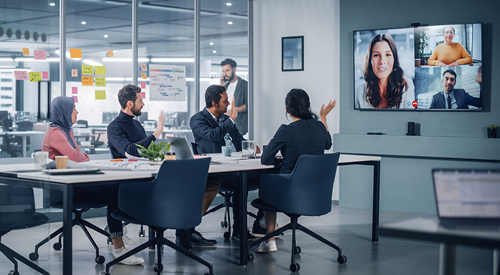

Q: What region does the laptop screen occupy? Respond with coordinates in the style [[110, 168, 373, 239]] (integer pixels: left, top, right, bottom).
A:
[[166, 137, 194, 160], [432, 169, 500, 219]]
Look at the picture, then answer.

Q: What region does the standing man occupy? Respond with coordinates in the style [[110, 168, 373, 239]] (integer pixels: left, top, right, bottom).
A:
[[191, 85, 257, 241], [429, 69, 482, 109], [220, 58, 248, 136], [107, 84, 219, 250]]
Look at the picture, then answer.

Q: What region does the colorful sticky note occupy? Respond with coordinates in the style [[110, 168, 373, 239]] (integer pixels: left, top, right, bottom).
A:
[[70, 48, 82, 58], [82, 65, 93, 75], [72, 69, 78, 77], [107, 50, 114, 57], [95, 77, 106, 86], [95, 66, 106, 76], [34, 50, 46, 60], [73, 96, 78, 103], [23, 48, 29, 56], [141, 64, 147, 71], [82, 76, 93, 86], [140, 82, 146, 89], [72, 87, 78, 94], [140, 73, 147, 79], [29, 72, 42, 82], [14, 71, 28, 80], [140, 92, 146, 99], [95, 90, 106, 100], [42, 71, 49, 79]]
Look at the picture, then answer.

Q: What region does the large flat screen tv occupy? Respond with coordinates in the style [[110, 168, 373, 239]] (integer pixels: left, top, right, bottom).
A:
[[353, 23, 483, 111]]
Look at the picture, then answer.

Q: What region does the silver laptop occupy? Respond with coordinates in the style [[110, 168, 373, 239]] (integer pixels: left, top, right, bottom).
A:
[[432, 169, 500, 229], [166, 137, 194, 160]]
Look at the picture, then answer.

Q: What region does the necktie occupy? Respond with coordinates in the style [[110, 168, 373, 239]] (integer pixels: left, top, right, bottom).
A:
[[447, 95, 452, 109]]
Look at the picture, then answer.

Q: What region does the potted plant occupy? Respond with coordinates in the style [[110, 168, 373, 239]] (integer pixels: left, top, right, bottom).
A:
[[136, 141, 170, 161], [414, 30, 429, 66], [487, 125, 499, 138]]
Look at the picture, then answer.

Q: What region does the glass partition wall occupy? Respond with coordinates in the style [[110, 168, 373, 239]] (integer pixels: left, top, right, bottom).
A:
[[0, 0, 252, 157]]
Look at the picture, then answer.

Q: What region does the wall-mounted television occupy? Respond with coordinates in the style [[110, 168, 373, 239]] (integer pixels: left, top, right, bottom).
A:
[[353, 23, 483, 111]]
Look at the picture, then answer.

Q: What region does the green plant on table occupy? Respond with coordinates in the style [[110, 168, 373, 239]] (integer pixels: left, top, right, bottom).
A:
[[136, 141, 170, 161], [487, 124, 499, 129]]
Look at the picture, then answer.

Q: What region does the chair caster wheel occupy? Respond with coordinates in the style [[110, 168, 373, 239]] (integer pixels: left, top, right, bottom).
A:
[[9, 270, 19, 275], [223, 231, 231, 239], [154, 263, 163, 272], [337, 255, 347, 264], [248, 253, 254, 262], [29, 252, 39, 261], [53, 242, 62, 250], [95, 255, 105, 264], [290, 263, 300, 272], [221, 221, 228, 228], [293, 246, 301, 255]]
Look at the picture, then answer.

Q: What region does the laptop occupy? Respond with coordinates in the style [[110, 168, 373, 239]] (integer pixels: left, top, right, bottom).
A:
[[166, 137, 194, 160], [432, 169, 500, 229]]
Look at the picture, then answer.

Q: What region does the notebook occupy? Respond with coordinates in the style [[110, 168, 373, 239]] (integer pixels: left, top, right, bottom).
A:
[[166, 137, 194, 160], [432, 169, 500, 229]]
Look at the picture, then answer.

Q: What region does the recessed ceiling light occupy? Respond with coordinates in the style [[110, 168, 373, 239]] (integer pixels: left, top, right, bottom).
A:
[[209, 42, 214, 45], [225, 2, 232, 6], [49, 2, 56, 6], [227, 21, 233, 25], [81, 21, 87, 25], [212, 50, 217, 53], [104, 34, 109, 38]]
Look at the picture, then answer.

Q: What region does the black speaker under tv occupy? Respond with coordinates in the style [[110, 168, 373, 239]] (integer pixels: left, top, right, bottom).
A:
[[353, 22, 483, 111]]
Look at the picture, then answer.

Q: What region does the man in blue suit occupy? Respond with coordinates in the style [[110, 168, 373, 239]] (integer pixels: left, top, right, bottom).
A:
[[429, 69, 482, 109]]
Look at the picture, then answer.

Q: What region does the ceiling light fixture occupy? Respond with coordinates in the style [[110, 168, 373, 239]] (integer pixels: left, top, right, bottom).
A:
[[150, 58, 194, 63], [104, 34, 109, 38], [102, 57, 149, 62], [81, 21, 87, 25], [212, 50, 217, 53], [49, 2, 56, 6], [209, 42, 214, 45], [226, 2, 232, 6], [227, 21, 233, 25]]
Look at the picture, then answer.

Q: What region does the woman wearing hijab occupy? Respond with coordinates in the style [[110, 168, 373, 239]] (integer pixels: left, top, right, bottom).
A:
[[42, 96, 144, 266]]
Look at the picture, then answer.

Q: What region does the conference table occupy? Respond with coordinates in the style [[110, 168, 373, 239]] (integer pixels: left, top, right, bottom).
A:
[[0, 153, 381, 273]]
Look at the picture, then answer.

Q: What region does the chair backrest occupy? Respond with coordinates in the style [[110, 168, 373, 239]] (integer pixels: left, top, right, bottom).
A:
[[17, 121, 34, 131], [259, 153, 340, 216], [76, 120, 88, 128], [118, 157, 211, 229], [0, 184, 36, 230]]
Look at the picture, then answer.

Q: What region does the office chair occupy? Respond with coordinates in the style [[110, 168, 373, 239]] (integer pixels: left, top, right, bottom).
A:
[[76, 120, 88, 128], [17, 121, 33, 131], [247, 153, 347, 272], [0, 184, 49, 275], [103, 158, 213, 275], [29, 191, 110, 264]]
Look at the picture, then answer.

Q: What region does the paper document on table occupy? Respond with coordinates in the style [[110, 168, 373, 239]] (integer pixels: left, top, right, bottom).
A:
[[45, 159, 154, 171], [210, 157, 241, 164]]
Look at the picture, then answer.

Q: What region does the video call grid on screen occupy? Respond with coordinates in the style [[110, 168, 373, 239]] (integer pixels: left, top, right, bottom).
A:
[[353, 23, 483, 111]]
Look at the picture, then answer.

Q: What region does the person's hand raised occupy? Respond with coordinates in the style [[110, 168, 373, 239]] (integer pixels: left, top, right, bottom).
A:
[[320, 100, 336, 119], [230, 97, 238, 122], [153, 111, 165, 139]]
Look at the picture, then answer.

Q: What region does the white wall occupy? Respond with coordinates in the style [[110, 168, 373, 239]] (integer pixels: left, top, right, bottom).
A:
[[253, 0, 341, 198]]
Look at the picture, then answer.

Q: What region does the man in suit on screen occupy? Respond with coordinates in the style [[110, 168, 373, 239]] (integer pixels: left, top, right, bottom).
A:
[[429, 69, 481, 109]]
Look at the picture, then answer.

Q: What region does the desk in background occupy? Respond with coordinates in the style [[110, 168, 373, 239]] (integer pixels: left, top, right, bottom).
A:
[[0, 131, 46, 157]]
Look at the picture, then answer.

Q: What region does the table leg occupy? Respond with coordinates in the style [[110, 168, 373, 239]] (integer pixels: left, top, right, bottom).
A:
[[62, 185, 74, 274], [372, 161, 380, 242], [22, 135, 27, 157], [239, 171, 248, 266], [494, 248, 499, 275], [439, 243, 456, 275]]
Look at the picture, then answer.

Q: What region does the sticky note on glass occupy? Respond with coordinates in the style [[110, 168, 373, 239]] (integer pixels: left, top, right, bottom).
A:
[[95, 90, 106, 100], [34, 50, 46, 60], [42, 71, 49, 79], [82, 76, 93, 86], [140, 73, 147, 79], [29, 72, 42, 82], [95, 66, 106, 75], [140, 82, 146, 89], [14, 71, 29, 80], [141, 92, 146, 99], [141, 64, 147, 71], [72, 87, 78, 94], [82, 65, 93, 75], [71, 69, 78, 77], [107, 50, 114, 57], [23, 48, 30, 56], [73, 96, 79, 103], [70, 48, 82, 58], [95, 77, 106, 86]]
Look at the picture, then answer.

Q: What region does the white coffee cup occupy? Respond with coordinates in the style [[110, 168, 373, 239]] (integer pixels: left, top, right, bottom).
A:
[[221, 146, 232, 157], [31, 151, 49, 170]]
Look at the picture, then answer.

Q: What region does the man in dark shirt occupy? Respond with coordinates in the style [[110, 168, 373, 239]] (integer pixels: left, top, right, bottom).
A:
[[429, 69, 482, 109], [107, 84, 219, 250]]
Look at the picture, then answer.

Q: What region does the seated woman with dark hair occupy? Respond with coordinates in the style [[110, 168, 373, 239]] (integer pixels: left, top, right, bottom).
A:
[[42, 96, 144, 266], [257, 89, 336, 253]]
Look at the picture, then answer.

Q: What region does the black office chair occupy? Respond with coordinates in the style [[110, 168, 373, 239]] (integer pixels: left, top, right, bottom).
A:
[[76, 120, 88, 128], [4, 120, 33, 157], [247, 153, 347, 272], [0, 184, 49, 275], [29, 190, 110, 264], [17, 121, 33, 131], [103, 158, 213, 275]]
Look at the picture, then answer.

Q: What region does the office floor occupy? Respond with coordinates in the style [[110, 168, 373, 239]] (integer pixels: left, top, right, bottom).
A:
[[0, 205, 494, 275]]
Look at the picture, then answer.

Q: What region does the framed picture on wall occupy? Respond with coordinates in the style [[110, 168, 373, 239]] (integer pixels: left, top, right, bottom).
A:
[[282, 36, 304, 71]]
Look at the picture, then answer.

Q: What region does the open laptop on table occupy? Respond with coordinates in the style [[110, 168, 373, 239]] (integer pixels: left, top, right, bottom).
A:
[[166, 137, 194, 160], [432, 169, 500, 230]]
